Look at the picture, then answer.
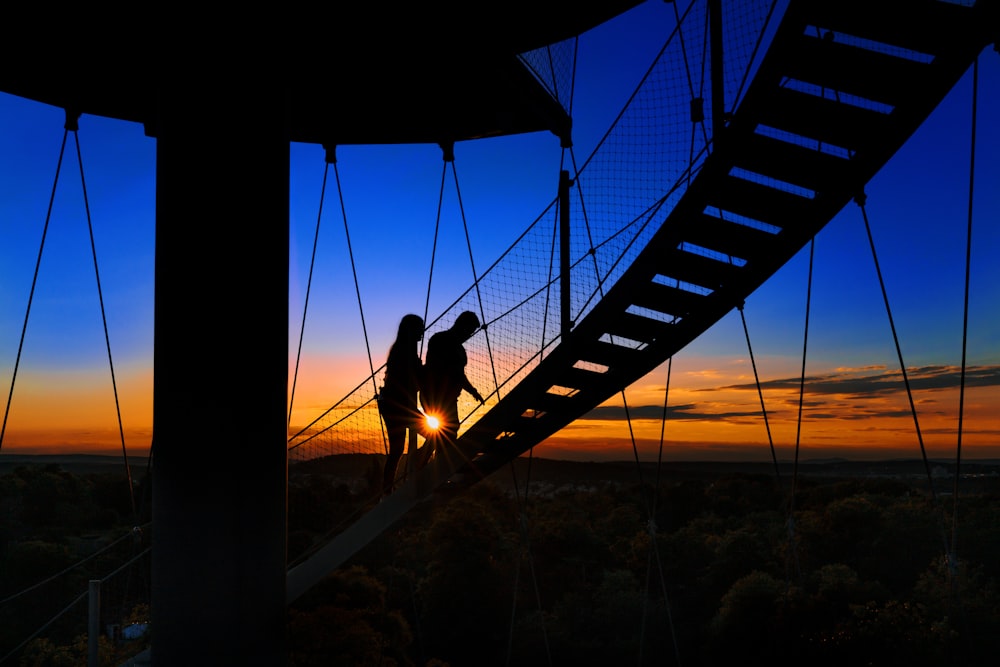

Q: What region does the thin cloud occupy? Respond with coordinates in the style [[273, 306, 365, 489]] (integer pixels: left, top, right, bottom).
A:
[[579, 403, 761, 422], [576, 364, 1000, 424], [716, 364, 1000, 397]]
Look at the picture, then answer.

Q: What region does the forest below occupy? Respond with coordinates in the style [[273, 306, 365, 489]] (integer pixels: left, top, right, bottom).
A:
[[288, 456, 999, 666], [1, 455, 998, 666]]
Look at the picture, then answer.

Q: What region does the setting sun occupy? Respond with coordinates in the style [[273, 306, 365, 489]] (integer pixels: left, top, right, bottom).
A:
[[423, 413, 441, 432]]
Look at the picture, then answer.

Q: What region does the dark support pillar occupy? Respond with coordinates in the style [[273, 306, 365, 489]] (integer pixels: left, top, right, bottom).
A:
[[559, 170, 571, 340], [709, 0, 725, 141], [151, 70, 288, 665]]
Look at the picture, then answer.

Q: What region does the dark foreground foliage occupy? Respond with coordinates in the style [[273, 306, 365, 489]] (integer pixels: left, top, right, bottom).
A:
[[288, 461, 1000, 667], [0, 463, 151, 666], [3, 459, 998, 666]]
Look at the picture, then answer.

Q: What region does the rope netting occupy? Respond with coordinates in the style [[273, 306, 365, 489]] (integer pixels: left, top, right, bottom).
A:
[[518, 37, 578, 116], [0, 526, 151, 665], [287, 0, 779, 464]]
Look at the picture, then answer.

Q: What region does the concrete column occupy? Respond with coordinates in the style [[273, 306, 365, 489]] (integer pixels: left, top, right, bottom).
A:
[[151, 66, 289, 665]]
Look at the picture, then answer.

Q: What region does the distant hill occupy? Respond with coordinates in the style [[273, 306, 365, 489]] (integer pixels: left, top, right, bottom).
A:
[[289, 453, 1000, 493], [0, 453, 149, 476], [3, 452, 997, 486]]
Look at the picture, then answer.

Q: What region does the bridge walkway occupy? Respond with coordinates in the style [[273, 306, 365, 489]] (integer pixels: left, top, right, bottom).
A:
[[287, 0, 996, 603]]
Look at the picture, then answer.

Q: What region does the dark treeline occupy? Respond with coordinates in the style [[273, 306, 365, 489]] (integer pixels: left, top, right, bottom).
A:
[[3, 459, 998, 666], [0, 463, 151, 666], [288, 458, 1000, 667]]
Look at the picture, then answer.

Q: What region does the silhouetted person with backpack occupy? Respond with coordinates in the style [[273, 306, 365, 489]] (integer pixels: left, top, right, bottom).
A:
[[419, 311, 484, 466], [377, 313, 425, 496]]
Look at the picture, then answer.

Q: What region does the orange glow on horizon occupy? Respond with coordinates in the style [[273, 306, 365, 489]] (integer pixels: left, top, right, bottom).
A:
[[1, 368, 152, 455], [0, 427, 153, 456], [4, 359, 998, 461]]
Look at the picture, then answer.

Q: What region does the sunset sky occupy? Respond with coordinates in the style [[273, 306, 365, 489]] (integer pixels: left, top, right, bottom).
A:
[[2, 1, 998, 462]]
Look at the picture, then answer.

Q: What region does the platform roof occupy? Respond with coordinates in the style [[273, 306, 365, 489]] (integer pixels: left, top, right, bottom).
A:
[[0, 1, 642, 145]]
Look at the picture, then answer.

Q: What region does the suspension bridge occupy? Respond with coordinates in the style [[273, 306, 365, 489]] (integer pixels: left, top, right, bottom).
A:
[[284, 0, 997, 603], [1, 0, 997, 664]]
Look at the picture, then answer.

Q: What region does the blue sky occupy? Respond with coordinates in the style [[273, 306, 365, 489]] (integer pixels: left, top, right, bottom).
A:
[[2, 1, 998, 459]]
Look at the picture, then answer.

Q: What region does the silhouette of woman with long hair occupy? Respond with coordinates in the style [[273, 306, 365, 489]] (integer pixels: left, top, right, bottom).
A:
[[378, 313, 425, 496]]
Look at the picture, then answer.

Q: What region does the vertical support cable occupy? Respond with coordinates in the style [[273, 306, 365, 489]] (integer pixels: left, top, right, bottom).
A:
[[0, 127, 69, 452], [540, 183, 559, 360], [668, 0, 709, 152], [952, 55, 979, 569], [568, 147, 602, 308], [568, 36, 579, 118], [857, 192, 955, 582], [288, 151, 330, 428], [787, 237, 815, 585], [654, 357, 673, 508], [708, 0, 725, 143], [559, 170, 571, 340], [648, 357, 683, 667], [422, 157, 449, 354], [738, 303, 780, 480], [72, 116, 138, 521], [449, 156, 501, 402], [333, 155, 379, 406], [857, 194, 937, 499], [792, 239, 814, 487]]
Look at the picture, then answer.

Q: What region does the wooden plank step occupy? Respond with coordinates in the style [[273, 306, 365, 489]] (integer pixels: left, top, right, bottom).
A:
[[631, 280, 708, 318], [681, 212, 781, 261], [601, 310, 672, 345], [703, 174, 817, 235], [753, 85, 891, 153], [653, 248, 743, 292], [798, 0, 979, 57], [729, 131, 853, 197], [554, 366, 607, 390], [513, 412, 549, 430], [528, 391, 577, 413], [782, 31, 933, 108], [578, 339, 643, 370]]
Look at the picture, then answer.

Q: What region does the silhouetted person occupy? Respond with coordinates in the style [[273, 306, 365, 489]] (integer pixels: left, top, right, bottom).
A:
[[419, 310, 484, 465], [378, 314, 425, 496]]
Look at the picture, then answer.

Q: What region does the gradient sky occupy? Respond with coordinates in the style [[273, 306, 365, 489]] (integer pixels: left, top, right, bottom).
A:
[[2, 2, 998, 462]]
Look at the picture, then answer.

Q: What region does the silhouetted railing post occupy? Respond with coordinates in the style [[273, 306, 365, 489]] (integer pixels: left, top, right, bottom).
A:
[[559, 169, 571, 339], [88, 579, 100, 667]]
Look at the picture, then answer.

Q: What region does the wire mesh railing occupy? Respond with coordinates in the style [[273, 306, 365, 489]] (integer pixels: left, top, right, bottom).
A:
[[287, 1, 780, 467], [0, 525, 151, 665]]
